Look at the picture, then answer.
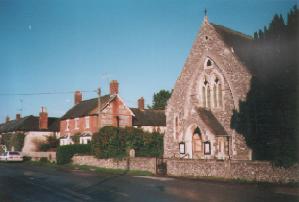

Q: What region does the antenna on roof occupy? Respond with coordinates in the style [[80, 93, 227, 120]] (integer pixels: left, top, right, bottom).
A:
[[19, 99, 23, 114], [204, 8, 207, 16]]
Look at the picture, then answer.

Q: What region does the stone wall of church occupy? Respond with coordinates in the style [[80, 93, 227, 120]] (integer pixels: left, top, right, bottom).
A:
[[164, 20, 252, 160], [167, 159, 299, 183]]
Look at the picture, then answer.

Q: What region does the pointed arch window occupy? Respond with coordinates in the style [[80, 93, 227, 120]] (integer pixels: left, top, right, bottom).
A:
[[207, 85, 211, 109], [213, 84, 217, 107], [202, 77, 211, 108], [218, 83, 223, 107], [174, 116, 179, 139]]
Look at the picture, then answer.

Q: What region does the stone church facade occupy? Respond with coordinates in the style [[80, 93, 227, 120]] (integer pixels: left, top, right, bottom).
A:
[[164, 16, 253, 160]]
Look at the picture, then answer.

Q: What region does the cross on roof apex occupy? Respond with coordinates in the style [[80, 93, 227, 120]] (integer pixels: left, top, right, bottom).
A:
[[203, 8, 208, 24]]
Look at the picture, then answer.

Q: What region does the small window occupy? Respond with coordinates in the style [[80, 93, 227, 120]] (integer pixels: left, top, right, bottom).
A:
[[74, 118, 79, 129], [204, 141, 211, 155], [66, 119, 70, 131], [179, 142, 185, 154], [205, 36, 208, 40], [85, 117, 90, 129]]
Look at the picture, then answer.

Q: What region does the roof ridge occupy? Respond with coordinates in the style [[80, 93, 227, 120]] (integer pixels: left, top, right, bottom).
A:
[[211, 23, 252, 40]]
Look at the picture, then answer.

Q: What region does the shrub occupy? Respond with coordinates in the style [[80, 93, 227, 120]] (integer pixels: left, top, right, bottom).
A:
[[56, 144, 91, 165], [23, 156, 32, 162], [71, 133, 81, 144], [39, 157, 49, 163], [46, 135, 59, 148], [92, 126, 126, 159], [40, 143, 51, 152], [137, 132, 163, 157], [92, 126, 163, 159]]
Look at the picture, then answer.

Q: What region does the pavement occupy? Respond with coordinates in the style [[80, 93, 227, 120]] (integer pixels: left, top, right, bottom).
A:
[[0, 162, 298, 202]]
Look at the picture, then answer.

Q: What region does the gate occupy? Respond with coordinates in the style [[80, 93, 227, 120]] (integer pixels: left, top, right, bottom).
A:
[[156, 158, 167, 176]]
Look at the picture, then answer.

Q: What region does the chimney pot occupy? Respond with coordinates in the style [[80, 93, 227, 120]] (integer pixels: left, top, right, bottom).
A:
[[110, 80, 119, 95], [16, 114, 21, 121], [39, 107, 48, 130], [5, 116, 10, 123], [74, 91, 82, 105], [138, 97, 145, 111]]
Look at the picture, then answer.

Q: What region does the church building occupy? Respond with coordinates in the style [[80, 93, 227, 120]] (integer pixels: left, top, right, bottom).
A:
[[164, 15, 253, 160]]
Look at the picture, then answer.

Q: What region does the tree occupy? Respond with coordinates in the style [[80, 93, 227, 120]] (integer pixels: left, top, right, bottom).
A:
[[231, 5, 298, 167], [148, 90, 172, 110]]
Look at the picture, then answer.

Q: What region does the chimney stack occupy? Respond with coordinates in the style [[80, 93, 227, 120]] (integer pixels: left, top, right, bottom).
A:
[[16, 114, 21, 121], [74, 91, 82, 105], [5, 116, 10, 123], [138, 97, 145, 111], [39, 107, 48, 130], [110, 80, 119, 95]]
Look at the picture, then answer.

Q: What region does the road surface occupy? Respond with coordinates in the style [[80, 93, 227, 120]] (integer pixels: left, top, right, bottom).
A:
[[0, 162, 298, 202]]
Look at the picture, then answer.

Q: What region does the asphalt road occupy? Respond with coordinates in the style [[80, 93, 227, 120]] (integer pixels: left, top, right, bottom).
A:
[[0, 162, 298, 202]]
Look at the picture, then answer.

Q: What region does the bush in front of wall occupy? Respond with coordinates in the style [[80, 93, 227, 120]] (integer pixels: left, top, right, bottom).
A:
[[92, 126, 126, 159], [71, 133, 81, 144], [56, 144, 91, 165], [92, 126, 164, 159], [39, 143, 51, 152]]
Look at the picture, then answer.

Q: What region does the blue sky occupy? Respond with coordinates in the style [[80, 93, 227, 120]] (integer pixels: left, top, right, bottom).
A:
[[0, 0, 297, 121]]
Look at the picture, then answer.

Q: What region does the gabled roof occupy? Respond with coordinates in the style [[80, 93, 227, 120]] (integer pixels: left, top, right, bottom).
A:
[[60, 94, 113, 120], [0, 116, 59, 133], [130, 108, 166, 126], [211, 23, 253, 68], [197, 107, 228, 136]]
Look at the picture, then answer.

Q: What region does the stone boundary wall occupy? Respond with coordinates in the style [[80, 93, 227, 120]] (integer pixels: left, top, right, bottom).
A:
[[166, 159, 299, 183], [23, 152, 56, 162], [72, 155, 156, 174]]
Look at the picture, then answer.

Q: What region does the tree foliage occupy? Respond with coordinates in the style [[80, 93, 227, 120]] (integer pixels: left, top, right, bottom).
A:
[[232, 5, 298, 167], [149, 89, 172, 110], [91, 126, 164, 159], [71, 133, 81, 144], [39, 134, 59, 152], [0, 133, 25, 151]]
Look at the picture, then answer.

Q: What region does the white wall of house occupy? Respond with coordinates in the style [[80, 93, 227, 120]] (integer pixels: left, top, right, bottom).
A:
[[134, 126, 166, 133], [22, 131, 56, 153]]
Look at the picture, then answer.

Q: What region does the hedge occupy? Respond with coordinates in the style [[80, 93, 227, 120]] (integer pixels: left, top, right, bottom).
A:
[[56, 144, 91, 165], [92, 126, 163, 159]]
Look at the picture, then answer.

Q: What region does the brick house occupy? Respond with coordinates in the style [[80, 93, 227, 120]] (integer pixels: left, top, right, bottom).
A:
[[59, 80, 165, 145], [164, 16, 253, 160], [0, 107, 59, 153]]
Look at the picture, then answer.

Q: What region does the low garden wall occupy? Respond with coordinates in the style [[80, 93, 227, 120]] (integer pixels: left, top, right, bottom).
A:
[[166, 159, 299, 183], [72, 155, 156, 174], [23, 151, 56, 162]]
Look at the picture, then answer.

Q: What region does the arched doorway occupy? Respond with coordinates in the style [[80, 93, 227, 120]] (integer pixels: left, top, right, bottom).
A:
[[192, 127, 203, 159]]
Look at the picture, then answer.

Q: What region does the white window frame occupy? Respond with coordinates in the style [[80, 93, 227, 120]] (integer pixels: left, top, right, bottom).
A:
[[85, 116, 90, 129]]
